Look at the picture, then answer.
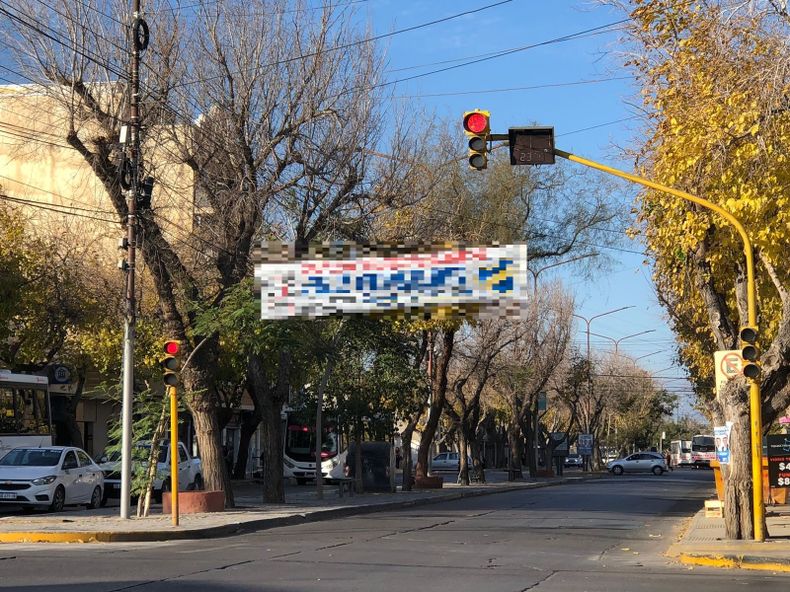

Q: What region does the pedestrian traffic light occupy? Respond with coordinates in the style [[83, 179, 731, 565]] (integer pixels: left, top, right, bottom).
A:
[[463, 109, 490, 170], [739, 326, 760, 380], [161, 340, 181, 387]]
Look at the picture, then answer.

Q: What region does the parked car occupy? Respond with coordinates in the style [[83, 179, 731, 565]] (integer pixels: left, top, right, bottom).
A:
[[99, 442, 202, 502], [564, 453, 583, 468], [430, 452, 473, 471], [0, 446, 104, 512], [607, 452, 667, 476]]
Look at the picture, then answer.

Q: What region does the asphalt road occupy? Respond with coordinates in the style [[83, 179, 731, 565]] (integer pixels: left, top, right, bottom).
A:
[[0, 470, 786, 591]]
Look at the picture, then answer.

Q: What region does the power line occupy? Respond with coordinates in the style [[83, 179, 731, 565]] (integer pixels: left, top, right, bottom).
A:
[[395, 76, 634, 99], [172, 0, 515, 88], [0, 1, 128, 82], [0, 192, 119, 223]]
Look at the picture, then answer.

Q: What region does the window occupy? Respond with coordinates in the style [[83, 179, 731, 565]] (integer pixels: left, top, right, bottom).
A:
[[0, 448, 61, 466], [0, 386, 50, 435], [435, 453, 447, 461], [179, 445, 189, 463], [76, 450, 93, 467], [62, 451, 78, 470]]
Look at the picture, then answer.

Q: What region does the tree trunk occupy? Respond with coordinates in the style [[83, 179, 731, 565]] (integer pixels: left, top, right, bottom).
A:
[[400, 412, 421, 491], [354, 419, 364, 494], [458, 429, 470, 485], [60, 372, 86, 448], [191, 405, 234, 507], [720, 384, 759, 539], [137, 400, 169, 518], [508, 421, 524, 479], [416, 330, 455, 480], [470, 433, 486, 484], [233, 410, 261, 480]]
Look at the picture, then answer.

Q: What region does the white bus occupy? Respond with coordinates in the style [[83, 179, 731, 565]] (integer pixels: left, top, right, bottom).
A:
[[282, 415, 342, 485], [0, 370, 52, 457], [690, 434, 716, 468], [670, 439, 692, 467]]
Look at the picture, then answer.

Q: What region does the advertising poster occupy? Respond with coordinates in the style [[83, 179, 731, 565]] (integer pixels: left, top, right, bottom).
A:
[[714, 424, 731, 464], [767, 434, 790, 488], [255, 243, 528, 320]]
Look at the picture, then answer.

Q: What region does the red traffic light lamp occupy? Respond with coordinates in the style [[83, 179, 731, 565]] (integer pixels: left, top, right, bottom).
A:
[[463, 109, 490, 170], [161, 340, 181, 387]]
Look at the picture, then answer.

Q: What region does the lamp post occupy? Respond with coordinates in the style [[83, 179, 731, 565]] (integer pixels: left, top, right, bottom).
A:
[[588, 329, 657, 356], [572, 307, 634, 470], [529, 254, 596, 297]]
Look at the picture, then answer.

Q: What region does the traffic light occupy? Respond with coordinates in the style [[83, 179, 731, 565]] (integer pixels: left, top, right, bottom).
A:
[[739, 326, 760, 380], [137, 176, 154, 210], [161, 340, 181, 387], [463, 109, 490, 170]]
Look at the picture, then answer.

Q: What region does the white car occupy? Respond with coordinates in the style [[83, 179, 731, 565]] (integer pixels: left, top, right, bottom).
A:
[[0, 446, 104, 512], [607, 452, 668, 476], [99, 442, 203, 502]]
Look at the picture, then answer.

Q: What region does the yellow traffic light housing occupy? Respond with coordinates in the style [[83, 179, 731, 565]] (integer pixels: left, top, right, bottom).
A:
[[463, 110, 490, 170], [161, 340, 181, 387], [739, 326, 760, 380]]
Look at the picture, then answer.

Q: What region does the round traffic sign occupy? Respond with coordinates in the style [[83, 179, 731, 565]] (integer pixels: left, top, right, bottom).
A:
[[719, 352, 743, 378]]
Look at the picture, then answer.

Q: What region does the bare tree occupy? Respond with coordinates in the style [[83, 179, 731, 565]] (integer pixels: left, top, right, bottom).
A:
[[0, 0, 428, 504]]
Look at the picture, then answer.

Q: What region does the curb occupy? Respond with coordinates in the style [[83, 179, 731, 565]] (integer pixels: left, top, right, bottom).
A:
[[677, 552, 790, 573], [0, 473, 604, 544]]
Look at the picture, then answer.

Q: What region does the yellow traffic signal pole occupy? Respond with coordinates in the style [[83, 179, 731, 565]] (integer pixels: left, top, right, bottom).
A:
[[169, 385, 179, 527], [553, 148, 765, 542]]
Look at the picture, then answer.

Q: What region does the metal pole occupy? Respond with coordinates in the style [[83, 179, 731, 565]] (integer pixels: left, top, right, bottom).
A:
[[170, 385, 179, 526], [120, 0, 142, 520], [556, 148, 765, 542], [315, 386, 323, 500]]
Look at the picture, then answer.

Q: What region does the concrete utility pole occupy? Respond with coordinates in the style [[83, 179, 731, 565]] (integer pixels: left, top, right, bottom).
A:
[[120, 0, 146, 519]]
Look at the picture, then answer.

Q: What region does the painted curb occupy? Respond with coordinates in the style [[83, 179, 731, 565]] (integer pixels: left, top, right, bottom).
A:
[[0, 474, 604, 544], [678, 552, 790, 573]]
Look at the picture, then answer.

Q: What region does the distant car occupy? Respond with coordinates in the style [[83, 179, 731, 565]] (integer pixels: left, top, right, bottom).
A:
[[99, 441, 203, 502], [607, 452, 667, 476], [430, 452, 473, 471], [0, 446, 104, 512], [564, 453, 583, 468]]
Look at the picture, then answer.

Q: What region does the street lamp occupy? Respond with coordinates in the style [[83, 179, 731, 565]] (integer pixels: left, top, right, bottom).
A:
[[529, 254, 596, 296], [572, 306, 634, 469], [588, 329, 657, 356]]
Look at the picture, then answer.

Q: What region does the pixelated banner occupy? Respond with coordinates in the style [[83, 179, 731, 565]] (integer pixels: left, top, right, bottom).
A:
[[254, 244, 528, 320]]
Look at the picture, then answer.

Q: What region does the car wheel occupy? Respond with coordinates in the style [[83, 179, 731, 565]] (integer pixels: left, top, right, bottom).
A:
[[612, 465, 624, 475], [86, 486, 102, 509], [652, 465, 664, 476], [192, 474, 204, 491], [48, 485, 65, 513]]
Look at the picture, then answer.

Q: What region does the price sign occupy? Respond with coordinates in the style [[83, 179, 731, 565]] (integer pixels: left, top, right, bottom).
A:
[[766, 435, 790, 488]]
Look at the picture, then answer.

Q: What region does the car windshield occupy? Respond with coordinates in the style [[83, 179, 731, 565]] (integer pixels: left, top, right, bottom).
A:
[[0, 448, 62, 466]]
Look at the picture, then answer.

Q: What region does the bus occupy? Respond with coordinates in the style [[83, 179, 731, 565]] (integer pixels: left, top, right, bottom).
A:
[[670, 439, 692, 467], [282, 416, 342, 485], [0, 370, 52, 457], [690, 434, 716, 468]]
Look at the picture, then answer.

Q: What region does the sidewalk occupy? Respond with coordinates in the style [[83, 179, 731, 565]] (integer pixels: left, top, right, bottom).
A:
[[667, 505, 790, 572], [0, 473, 599, 544]]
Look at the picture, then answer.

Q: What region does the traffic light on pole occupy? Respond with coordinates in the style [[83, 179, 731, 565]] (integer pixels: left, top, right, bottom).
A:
[[463, 109, 490, 170], [739, 326, 760, 380], [161, 340, 181, 387]]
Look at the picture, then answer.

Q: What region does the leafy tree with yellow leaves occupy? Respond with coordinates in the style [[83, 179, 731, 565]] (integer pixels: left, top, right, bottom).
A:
[[614, 0, 790, 539]]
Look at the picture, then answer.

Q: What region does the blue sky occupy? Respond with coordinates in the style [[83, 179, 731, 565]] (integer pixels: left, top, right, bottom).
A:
[[361, 0, 696, 416]]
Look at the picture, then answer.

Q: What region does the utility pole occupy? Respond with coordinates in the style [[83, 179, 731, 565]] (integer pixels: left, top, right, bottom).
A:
[[120, 0, 147, 519]]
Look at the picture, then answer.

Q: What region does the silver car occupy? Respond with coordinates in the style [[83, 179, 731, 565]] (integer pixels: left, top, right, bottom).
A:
[[607, 452, 667, 476], [430, 452, 473, 471]]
